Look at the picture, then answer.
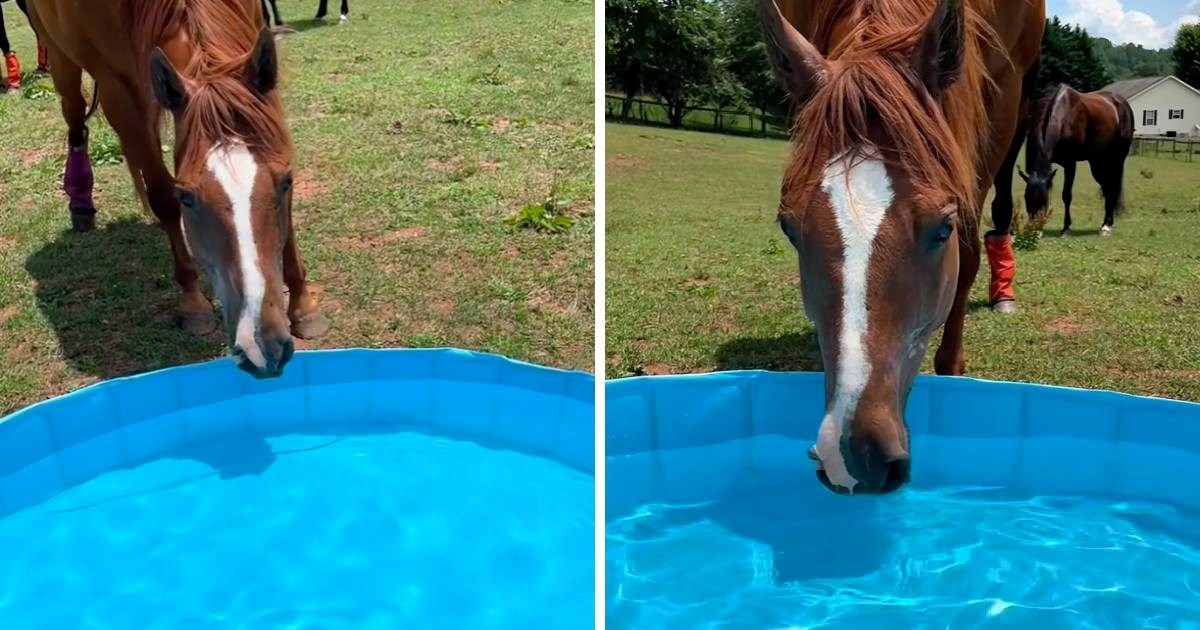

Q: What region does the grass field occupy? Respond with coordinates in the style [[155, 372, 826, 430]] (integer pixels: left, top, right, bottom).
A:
[[606, 123, 1200, 401], [0, 0, 594, 414]]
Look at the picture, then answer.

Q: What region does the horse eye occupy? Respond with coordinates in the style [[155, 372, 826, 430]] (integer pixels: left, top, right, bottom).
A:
[[176, 188, 197, 209], [933, 217, 954, 243], [279, 175, 293, 196]]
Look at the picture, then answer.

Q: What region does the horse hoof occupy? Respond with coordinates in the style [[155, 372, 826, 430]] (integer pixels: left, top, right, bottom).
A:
[[339, 14, 348, 24], [291, 310, 330, 339], [1100, 225, 1113, 237], [176, 309, 216, 335], [1060, 228, 1070, 237], [70, 212, 95, 232], [992, 300, 1018, 315]]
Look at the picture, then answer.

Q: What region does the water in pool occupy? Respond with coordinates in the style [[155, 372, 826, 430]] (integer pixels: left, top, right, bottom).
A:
[[0, 430, 592, 628], [607, 436, 1200, 628]]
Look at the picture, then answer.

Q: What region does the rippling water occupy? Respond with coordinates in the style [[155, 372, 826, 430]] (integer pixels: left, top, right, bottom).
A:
[[0, 431, 593, 628], [607, 438, 1200, 629]]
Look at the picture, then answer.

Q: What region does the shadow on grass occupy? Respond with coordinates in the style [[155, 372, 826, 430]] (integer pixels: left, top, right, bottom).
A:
[[281, 17, 337, 33], [24, 217, 224, 380], [714, 330, 821, 372], [1041, 227, 1103, 238]]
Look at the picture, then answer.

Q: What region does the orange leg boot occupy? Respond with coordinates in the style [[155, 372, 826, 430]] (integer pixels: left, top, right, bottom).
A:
[[984, 231, 1017, 314], [4, 51, 20, 91], [37, 43, 48, 73]]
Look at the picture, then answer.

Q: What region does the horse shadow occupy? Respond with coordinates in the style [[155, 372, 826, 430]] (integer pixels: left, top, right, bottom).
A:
[[714, 330, 821, 372], [281, 18, 336, 33], [23, 217, 224, 381]]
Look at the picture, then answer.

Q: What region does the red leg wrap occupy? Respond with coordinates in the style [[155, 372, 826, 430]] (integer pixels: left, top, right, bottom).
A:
[[985, 233, 1016, 305]]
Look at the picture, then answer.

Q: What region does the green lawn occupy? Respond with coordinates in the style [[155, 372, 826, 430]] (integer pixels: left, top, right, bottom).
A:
[[0, 0, 594, 414], [606, 122, 1200, 401]]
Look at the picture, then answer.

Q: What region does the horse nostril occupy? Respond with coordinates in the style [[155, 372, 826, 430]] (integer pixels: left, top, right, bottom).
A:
[[880, 456, 911, 494]]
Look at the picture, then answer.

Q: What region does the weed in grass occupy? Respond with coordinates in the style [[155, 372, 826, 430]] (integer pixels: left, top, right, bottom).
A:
[[507, 197, 576, 233]]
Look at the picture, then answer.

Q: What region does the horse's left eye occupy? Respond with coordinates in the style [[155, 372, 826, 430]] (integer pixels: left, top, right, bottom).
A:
[[279, 175, 293, 196], [933, 217, 954, 243]]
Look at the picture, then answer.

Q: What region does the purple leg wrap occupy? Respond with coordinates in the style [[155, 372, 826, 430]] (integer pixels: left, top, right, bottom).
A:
[[64, 139, 95, 214]]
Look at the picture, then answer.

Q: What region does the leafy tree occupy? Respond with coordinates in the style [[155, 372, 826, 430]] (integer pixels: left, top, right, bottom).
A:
[[605, 0, 661, 118], [1095, 37, 1174, 81], [641, 0, 727, 128], [718, 0, 787, 133], [1038, 17, 1112, 94], [1174, 23, 1200, 90]]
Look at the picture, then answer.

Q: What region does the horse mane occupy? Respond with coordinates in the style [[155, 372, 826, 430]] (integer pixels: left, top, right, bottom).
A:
[[128, 0, 291, 179], [783, 0, 1001, 228], [1027, 84, 1069, 174]]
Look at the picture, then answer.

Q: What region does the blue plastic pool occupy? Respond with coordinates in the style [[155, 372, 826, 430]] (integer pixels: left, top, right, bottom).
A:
[[0, 348, 594, 628], [607, 371, 1200, 628]]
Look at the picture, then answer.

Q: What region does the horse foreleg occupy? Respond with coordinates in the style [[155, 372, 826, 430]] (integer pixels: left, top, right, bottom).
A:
[[282, 221, 330, 339], [315, 0, 328, 19], [1060, 161, 1075, 236], [985, 126, 1023, 314], [1101, 157, 1125, 235], [45, 53, 95, 231], [101, 88, 215, 334], [340, 0, 349, 20], [934, 235, 980, 376]]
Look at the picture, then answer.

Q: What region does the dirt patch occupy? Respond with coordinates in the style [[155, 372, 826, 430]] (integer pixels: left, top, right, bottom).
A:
[[293, 169, 329, 201], [425, 156, 462, 173], [607, 154, 640, 170], [331, 225, 430, 250], [1045, 316, 1082, 335], [0, 236, 16, 253], [21, 147, 52, 169], [480, 159, 501, 173], [0, 305, 20, 328], [502, 246, 521, 259], [525, 286, 575, 317], [432, 299, 455, 315], [491, 117, 511, 134], [643, 363, 674, 375]]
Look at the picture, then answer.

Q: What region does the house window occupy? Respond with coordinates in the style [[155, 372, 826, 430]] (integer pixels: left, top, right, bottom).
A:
[[1169, 109, 1184, 119], [1144, 109, 1158, 126]]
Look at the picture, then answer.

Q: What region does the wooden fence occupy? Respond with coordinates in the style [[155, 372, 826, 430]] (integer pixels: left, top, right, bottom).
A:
[[1131, 137, 1200, 162], [605, 95, 790, 139]]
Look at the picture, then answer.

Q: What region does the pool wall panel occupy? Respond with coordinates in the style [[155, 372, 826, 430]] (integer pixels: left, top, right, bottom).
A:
[[606, 371, 1200, 506], [0, 349, 594, 518]]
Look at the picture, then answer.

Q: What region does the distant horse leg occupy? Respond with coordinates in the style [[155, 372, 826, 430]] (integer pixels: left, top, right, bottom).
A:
[[45, 52, 95, 231], [339, 0, 349, 21], [1099, 157, 1124, 235], [282, 221, 330, 339], [315, 0, 328, 19], [101, 88, 215, 333], [13, 0, 44, 72], [1060, 161, 1075, 236]]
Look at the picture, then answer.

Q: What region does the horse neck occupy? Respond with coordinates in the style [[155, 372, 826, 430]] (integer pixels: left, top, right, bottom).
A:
[[1030, 88, 1069, 175]]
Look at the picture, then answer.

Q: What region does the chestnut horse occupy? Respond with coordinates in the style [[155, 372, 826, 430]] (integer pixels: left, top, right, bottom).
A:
[[759, 0, 1044, 494], [26, 0, 329, 378], [1019, 84, 1134, 236]]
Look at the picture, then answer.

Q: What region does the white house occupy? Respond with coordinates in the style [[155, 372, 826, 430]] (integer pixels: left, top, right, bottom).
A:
[[1103, 75, 1200, 137]]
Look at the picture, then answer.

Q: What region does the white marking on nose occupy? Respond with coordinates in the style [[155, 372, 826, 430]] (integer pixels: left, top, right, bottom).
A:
[[813, 152, 893, 492], [206, 142, 266, 370]]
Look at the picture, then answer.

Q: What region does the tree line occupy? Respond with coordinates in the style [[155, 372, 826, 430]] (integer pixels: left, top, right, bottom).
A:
[[606, 1, 1200, 130]]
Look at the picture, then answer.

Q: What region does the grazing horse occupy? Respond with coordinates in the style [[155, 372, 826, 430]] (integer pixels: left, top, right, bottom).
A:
[[26, 0, 329, 378], [1019, 85, 1134, 236], [261, 0, 349, 27], [759, 0, 1044, 494]]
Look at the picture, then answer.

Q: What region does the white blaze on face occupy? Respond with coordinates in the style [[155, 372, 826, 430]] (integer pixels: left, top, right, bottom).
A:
[[814, 152, 893, 493], [206, 142, 267, 369]]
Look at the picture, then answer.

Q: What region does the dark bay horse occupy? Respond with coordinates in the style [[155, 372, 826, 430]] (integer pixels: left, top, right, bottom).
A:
[[27, 0, 329, 378], [261, 0, 349, 27], [1019, 84, 1134, 236], [760, 0, 1044, 494]]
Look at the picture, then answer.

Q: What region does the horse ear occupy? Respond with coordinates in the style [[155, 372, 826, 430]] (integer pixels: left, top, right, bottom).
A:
[[149, 48, 188, 112], [1017, 168, 1029, 183], [912, 0, 964, 100], [246, 28, 279, 95], [757, 0, 828, 105]]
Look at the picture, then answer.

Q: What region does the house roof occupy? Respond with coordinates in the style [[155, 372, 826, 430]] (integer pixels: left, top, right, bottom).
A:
[[1101, 75, 1200, 101]]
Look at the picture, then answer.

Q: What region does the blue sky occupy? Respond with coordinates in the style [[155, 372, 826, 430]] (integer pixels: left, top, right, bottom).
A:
[[1047, 0, 1200, 47]]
